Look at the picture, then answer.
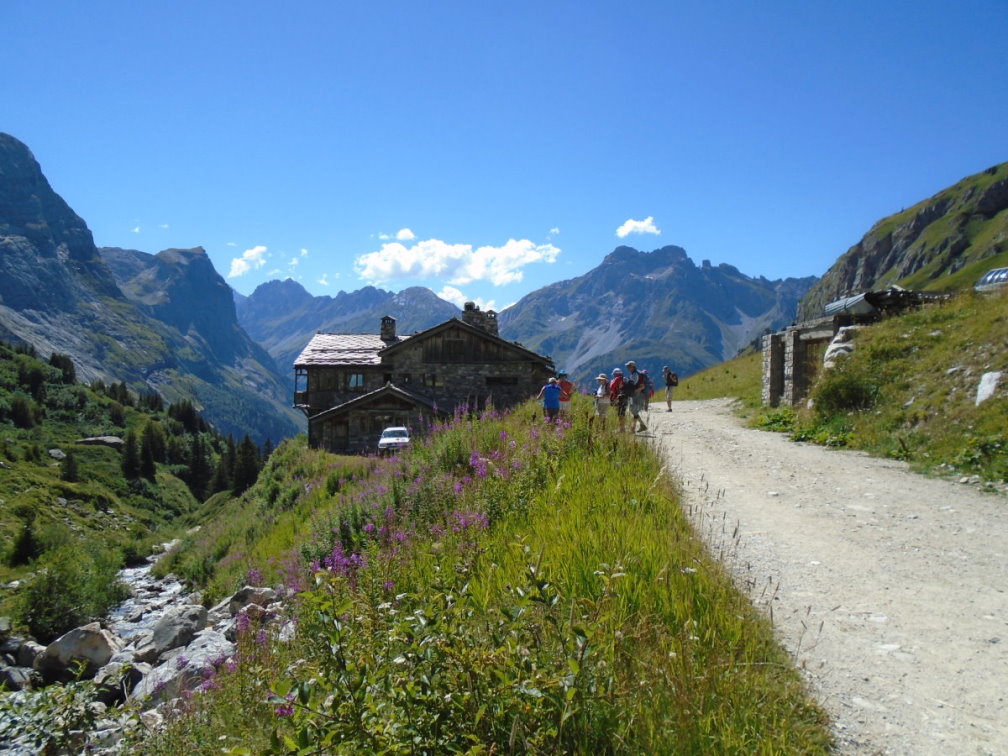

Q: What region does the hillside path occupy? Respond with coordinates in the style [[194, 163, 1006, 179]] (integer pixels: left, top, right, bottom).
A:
[[645, 398, 1007, 755]]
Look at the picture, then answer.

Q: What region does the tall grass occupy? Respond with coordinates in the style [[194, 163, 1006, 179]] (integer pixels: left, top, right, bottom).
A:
[[141, 400, 830, 753]]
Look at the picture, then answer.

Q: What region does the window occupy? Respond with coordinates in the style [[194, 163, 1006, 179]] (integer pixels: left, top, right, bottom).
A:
[[401, 373, 412, 384], [349, 373, 365, 391], [486, 376, 518, 387], [424, 373, 440, 388]]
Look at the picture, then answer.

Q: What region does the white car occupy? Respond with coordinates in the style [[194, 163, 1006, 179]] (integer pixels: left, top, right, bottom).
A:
[[377, 426, 410, 452]]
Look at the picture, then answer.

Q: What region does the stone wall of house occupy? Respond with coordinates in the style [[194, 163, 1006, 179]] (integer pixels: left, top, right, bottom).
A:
[[387, 348, 551, 412]]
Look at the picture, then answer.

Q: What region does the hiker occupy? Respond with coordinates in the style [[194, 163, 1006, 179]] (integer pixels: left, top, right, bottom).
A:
[[640, 368, 654, 411], [557, 370, 575, 415], [609, 367, 627, 432], [537, 376, 563, 421], [662, 365, 679, 410], [623, 360, 647, 433], [593, 373, 610, 428]]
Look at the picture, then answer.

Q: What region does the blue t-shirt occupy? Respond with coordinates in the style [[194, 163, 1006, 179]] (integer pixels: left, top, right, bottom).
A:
[[541, 383, 562, 409]]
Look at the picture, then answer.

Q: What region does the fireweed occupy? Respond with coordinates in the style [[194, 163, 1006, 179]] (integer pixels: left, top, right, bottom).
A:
[[137, 398, 830, 754]]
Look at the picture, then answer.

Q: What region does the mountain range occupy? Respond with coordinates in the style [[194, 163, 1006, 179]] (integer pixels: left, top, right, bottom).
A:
[[3, 129, 1001, 442], [0, 133, 301, 444], [497, 246, 815, 386], [234, 280, 459, 393]]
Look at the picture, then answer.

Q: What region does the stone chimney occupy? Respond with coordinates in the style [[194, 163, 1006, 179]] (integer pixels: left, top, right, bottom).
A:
[[380, 315, 397, 342], [460, 302, 499, 337]]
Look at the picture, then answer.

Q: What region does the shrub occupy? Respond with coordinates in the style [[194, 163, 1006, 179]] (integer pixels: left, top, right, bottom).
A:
[[810, 369, 877, 417], [15, 543, 128, 642]]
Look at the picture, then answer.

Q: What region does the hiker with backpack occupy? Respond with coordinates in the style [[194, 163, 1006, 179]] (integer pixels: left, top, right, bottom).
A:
[[622, 360, 648, 433], [609, 367, 627, 432], [663, 365, 679, 411]]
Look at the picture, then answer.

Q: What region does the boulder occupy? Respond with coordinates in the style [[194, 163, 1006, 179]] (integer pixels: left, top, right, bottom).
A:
[[0, 665, 33, 691], [148, 604, 207, 660], [130, 629, 234, 707], [34, 622, 121, 683], [976, 371, 1002, 406], [93, 660, 150, 705], [823, 326, 861, 369], [75, 436, 125, 449], [16, 639, 46, 668], [228, 585, 277, 616]]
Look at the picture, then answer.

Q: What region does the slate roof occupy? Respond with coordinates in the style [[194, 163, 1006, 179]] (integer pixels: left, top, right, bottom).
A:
[[294, 333, 405, 367]]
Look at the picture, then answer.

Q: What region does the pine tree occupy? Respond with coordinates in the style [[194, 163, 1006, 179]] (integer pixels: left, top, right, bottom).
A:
[[121, 430, 141, 479], [232, 435, 261, 495], [186, 434, 213, 501]]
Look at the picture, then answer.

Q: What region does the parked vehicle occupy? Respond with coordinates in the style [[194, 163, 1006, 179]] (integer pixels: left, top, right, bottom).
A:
[[377, 426, 410, 452]]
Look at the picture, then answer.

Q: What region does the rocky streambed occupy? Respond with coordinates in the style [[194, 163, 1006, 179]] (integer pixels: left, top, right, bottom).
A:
[[0, 545, 290, 753]]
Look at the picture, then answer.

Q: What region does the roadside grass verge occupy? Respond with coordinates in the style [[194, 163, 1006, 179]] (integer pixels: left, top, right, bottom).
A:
[[790, 290, 1007, 482], [140, 398, 831, 754]]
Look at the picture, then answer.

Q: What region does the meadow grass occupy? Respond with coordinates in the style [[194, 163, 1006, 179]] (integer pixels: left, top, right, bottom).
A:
[[674, 351, 762, 410], [140, 399, 830, 754], [789, 289, 1008, 481]]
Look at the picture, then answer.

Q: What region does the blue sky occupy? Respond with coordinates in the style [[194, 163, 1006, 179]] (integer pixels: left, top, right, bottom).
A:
[[4, 1, 1006, 311]]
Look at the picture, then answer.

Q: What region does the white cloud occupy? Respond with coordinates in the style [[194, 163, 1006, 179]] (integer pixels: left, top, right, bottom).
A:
[[227, 242, 238, 247], [131, 225, 141, 233], [437, 286, 497, 311], [396, 228, 416, 241], [227, 245, 269, 278], [266, 268, 281, 277], [300, 248, 309, 256], [158, 223, 170, 230], [356, 237, 561, 287], [616, 216, 661, 238], [318, 273, 330, 287], [549, 227, 560, 236]]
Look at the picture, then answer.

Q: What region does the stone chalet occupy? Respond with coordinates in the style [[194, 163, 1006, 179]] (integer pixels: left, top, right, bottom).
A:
[[294, 302, 555, 453]]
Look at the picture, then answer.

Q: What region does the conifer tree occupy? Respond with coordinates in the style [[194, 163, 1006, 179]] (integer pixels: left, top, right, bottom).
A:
[[232, 435, 261, 495], [121, 430, 141, 479], [186, 434, 213, 501]]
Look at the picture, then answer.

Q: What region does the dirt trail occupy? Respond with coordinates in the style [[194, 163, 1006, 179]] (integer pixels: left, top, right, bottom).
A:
[[645, 398, 1007, 755]]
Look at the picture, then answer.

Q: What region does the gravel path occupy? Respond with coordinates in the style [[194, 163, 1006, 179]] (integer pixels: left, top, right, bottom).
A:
[[645, 398, 1007, 755]]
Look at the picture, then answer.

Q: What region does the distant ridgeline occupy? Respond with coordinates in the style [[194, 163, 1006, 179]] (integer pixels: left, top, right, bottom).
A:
[[498, 245, 817, 388]]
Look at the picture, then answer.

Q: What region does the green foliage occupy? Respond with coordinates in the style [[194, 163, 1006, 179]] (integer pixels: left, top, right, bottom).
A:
[[0, 338, 233, 621], [146, 400, 831, 753], [755, 407, 796, 432], [793, 291, 1008, 481], [14, 542, 129, 642], [0, 676, 102, 753], [809, 368, 878, 417]]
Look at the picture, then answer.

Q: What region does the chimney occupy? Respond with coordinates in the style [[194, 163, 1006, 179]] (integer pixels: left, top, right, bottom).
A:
[[380, 315, 397, 342], [460, 302, 499, 337]]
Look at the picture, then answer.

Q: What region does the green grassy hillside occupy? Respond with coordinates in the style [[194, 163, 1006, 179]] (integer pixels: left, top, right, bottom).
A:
[[139, 400, 831, 753], [0, 341, 258, 641], [787, 290, 1007, 483], [698, 291, 1008, 483], [798, 161, 1008, 320]]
